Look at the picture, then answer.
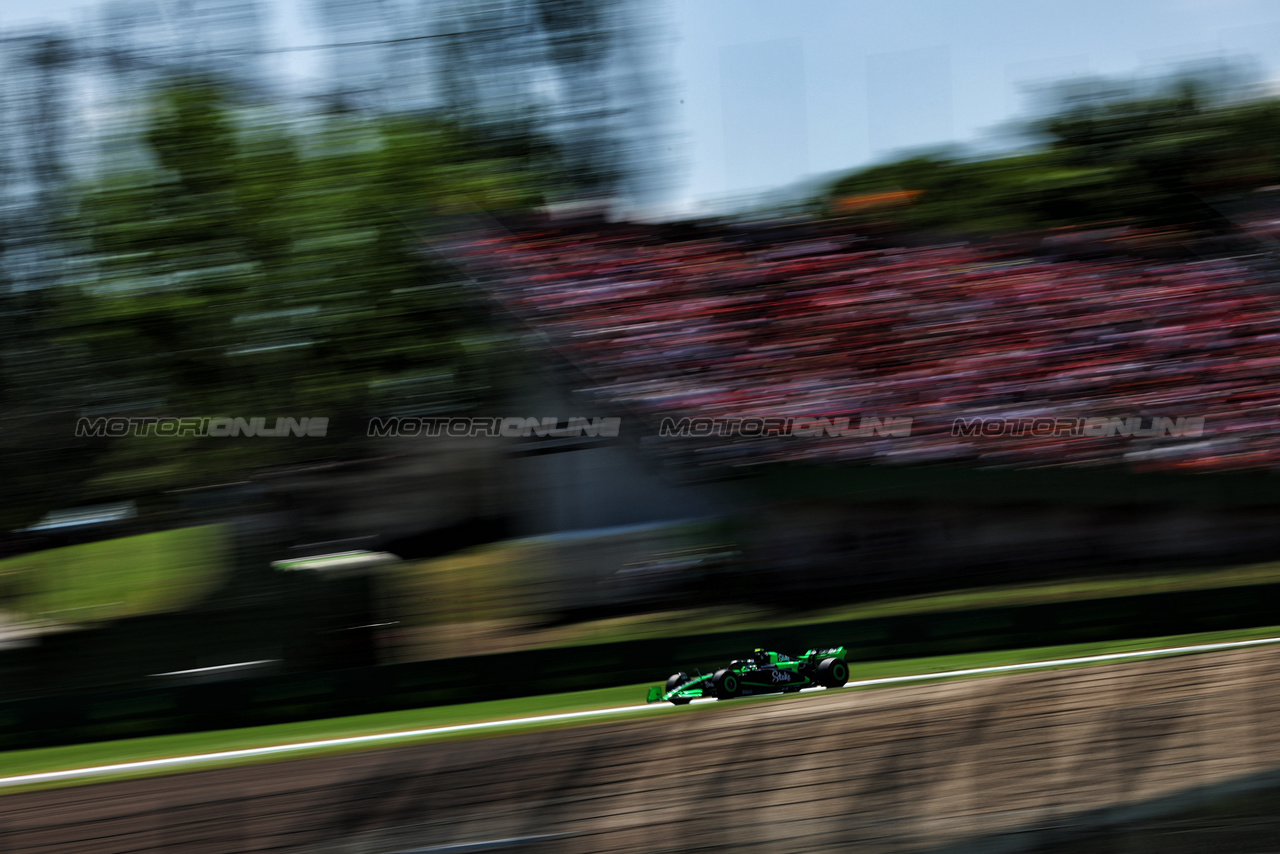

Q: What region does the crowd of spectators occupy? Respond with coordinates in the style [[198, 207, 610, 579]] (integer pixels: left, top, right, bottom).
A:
[[451, 222, 1280, 472]]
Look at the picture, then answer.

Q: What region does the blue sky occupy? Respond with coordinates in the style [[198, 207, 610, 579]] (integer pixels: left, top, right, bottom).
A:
[[670, 0, 1280, 213], [9, 0, 1280, 215]]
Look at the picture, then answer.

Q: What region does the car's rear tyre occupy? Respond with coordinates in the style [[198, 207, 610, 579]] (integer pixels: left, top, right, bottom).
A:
[[666, 672, 692, 705], [713, 668, 740, 700], [817, 657, 848, 688]]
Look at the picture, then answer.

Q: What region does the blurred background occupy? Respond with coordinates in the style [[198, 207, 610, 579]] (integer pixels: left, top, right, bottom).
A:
[[2, 0, 1280, 726], [8, 2, 1280, 851]]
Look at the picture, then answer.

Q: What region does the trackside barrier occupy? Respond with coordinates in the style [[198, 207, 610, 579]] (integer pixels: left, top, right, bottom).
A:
[[2, 581, 1280, 750], [748, 461, 1280, 505]]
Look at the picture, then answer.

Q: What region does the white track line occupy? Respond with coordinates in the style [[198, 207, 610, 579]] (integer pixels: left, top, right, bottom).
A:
[[841, 635, 1280, 689], [0, 705, 662, 789], [3, 634, 1279, 789]]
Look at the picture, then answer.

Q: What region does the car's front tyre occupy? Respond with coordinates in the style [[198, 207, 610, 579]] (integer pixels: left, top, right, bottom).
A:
[[666, 672, 692, 705], [712, 668, 740, 700]]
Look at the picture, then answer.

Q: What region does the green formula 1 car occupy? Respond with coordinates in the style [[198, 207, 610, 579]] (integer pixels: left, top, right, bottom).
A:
[[646, 646, 849, 705]]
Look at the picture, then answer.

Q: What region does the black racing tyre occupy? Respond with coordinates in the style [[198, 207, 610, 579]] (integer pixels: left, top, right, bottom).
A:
[[712, 668, 740, 700], [817, 657, 848, 688], [666, 672, 692, 705]]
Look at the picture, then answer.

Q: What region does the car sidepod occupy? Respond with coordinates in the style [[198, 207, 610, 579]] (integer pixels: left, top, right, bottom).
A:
[[730, 664, 813, 697]]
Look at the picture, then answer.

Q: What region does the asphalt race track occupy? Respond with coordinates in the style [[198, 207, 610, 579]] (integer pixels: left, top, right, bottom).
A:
[[6, 636, 1277, 791], [6, 643, 1280, 853]]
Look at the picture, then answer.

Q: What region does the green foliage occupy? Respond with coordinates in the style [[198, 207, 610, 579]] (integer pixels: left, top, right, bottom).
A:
[[146, 80, 237, 196], [823, 66, 1280, 235], [10, 78, 548, 517]]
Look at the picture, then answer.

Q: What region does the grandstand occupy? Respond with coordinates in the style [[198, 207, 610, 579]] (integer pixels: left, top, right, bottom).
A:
[[446, 217, 1280, 473]]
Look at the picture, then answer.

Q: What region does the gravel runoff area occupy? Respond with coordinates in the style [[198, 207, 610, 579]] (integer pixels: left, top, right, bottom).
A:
[[6, 645, 1280, 853]]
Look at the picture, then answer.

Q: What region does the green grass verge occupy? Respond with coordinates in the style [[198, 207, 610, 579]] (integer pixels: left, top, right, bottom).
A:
[[798, 561, 1280, 624], [431, 559, 1280, 651], [5, 622, 1280, 793], [0, 525, 228, 623]]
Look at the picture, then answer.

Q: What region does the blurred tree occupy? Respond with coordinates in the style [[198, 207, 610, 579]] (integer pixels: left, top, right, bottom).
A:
[[433, 0, 667, 204], [0, 287, 112, 533], [15, 77, 545, 520], [1025, 69, 1273, 230], [533, 0, 619, 196], [823, 62, 1280, 236]]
